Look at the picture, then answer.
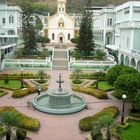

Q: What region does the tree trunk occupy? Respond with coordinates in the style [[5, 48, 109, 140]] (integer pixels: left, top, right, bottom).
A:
[[6, 132, 11, 140]]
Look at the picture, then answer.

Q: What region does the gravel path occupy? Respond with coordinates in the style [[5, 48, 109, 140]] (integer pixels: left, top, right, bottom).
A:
[[0, 70, 130, 140]]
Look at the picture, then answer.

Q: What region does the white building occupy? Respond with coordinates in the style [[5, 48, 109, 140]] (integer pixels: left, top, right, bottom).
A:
[[42, 0, 81, 44], [0, 2, 22, 70], [93, 1, 140, 71]]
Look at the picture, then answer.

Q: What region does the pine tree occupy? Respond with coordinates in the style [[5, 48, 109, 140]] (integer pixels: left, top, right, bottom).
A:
[[78, 0, 95, 58], [18, 0, 37, 55]]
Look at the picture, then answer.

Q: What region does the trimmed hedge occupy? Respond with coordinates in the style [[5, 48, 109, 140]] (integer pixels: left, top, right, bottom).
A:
[[79, 106, 119, 131], [12, 84, 48, 98], [70, 72, 106, 80], [72, 85, 108, 99], [0, 73, 50, 79], [0, 107, 40, 131]]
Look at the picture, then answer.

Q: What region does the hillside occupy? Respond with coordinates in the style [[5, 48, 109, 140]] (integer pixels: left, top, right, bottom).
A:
[[5, 0, 140, 13]]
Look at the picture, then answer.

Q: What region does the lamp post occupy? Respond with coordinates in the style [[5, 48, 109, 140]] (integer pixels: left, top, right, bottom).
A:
[[21, 69, 24, 89], [38, 85, 41, 95], [121, 94, 127, 125], [96, 69, 99, 89]]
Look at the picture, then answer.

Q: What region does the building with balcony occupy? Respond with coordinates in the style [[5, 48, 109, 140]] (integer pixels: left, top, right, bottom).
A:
[[93, 1, 140, 71], [0, 2, 22, 70]]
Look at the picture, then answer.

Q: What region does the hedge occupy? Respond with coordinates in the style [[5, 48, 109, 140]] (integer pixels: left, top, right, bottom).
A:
[[12, 84, 48, 98], [0, 90, 7, 97], [72, 85, 108, 99], [70, 72, 106, 80], [0, 107, 40, 131], [79, 106, 119, 131], [0, 73, 50, 79]]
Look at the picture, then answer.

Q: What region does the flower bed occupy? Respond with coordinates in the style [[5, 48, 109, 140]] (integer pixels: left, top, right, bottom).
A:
[[0, 107, 40, 131], [79, 106, 119, 131], [72, 85, 108, 99]]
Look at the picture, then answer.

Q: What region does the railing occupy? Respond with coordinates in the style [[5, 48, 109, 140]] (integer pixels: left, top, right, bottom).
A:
[[68, 57, 117, 70], [2, 58, 52, 70]]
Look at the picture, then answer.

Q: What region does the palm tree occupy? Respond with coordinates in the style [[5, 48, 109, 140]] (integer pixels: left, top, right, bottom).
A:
[[91, 115, 114, 140], [0, 111, 22, 140]]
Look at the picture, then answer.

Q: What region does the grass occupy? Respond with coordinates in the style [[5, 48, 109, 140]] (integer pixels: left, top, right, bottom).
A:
[[120, 120, 140, 140], [0, 80, 26, 90], [91, 81, 114, 91], [0, 91, 7, 97]]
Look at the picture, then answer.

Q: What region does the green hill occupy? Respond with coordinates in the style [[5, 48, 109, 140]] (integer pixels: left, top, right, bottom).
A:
[[5, 0, 140, 13]]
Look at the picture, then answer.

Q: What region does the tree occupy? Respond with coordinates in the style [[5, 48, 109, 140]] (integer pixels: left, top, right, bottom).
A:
[[114, 73, 140, 99], [107, 65, 138, 85], [131, 92, 140, 112], [91, 115, 114, 140], [35, 16, 43, 34], [0, 111, 21, 140], [78, 0, 95, 57], [72, 68, 82, 82], [18, 0, 37, 55], [38, 70, 45, 83]]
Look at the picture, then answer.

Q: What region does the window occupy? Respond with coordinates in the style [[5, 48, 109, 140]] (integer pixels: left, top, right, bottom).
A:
[[52, 33, 55, 40], [2, 18, 5, 24], [9, 15, 14, 23], [62, 8, 64, 12], [8, 30, 15, 35], [68, 34, 70, 40], [107, 18, 112, 26]]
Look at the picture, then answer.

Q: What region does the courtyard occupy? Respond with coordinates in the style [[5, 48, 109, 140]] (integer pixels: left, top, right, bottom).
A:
[[0, 69, 131, 140]]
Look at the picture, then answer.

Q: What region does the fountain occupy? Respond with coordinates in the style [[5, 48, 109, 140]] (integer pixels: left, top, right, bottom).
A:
[[32, 74, 86, 114]]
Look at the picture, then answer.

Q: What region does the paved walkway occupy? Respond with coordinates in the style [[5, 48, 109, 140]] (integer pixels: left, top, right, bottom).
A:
[[0, 70, 130, 140]]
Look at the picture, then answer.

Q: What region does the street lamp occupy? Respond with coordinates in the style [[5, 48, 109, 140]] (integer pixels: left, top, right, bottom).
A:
[[21, 69, 24, 89], [96, 69, 99, 89], [38, 85, 41, 95], [121, 94, 127, 125]]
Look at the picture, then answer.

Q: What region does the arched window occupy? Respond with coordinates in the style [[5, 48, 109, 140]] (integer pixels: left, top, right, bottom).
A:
[[8, 30, 15, 35], [68, 34, 70, 40], [58, 18, 64, 27], [52, 33, 55, 40], [9, 15, 14, 23]]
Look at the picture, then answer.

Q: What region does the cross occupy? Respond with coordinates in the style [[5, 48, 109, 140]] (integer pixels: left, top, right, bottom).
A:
[[56, 74, 64, 91]]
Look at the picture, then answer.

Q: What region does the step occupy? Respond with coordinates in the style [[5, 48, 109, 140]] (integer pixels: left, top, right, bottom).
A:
[[53, 60, 68, 66], [54, 51, 67, 58], [52, 66, 68, 70]]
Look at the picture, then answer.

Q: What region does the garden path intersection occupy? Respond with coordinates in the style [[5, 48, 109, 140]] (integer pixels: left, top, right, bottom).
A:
[[0, 70, 130, 140]]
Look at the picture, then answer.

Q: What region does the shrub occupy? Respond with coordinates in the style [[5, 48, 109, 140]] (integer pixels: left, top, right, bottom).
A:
[[0, 107, 40, 131], [4, 75, 9, 84], [114, 73, 140, 99], [79, 106, 119, 131], [94, 49, 106, 60], [72, 85, 108, 99], [70, 72, 106, 80], [12, 84, 48, 98], [107, 65, 138, 85]]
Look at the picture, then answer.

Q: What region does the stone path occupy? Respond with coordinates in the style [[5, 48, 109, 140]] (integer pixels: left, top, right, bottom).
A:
[[0, 70, 131, 140]]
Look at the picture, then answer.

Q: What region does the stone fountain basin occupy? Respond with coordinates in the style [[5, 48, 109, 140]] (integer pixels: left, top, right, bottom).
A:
[[32, 92, 86, 115]]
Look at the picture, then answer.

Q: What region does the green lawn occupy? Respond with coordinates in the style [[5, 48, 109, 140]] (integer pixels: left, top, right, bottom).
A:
[[91, 81, 114, 91], [120, 120, 140, 140], [0, 80, 25, 90], [0, 92, 7, 97]]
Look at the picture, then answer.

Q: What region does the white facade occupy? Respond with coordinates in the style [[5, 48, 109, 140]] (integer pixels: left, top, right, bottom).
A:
[[42, 0, 81, 44], [0, 2, 22, 70], [0, 3, 22, 45], [93, 1, 140, 71]]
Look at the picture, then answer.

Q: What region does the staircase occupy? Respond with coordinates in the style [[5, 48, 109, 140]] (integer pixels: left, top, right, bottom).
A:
[[52, 49, 68, 70]]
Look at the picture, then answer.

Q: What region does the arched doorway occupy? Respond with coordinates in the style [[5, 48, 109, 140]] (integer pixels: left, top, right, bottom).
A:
[[125, 56, 129, 66], [106, 32, 113, 45], [137, 61, 140, 71], [120, 54, 124, 65], [58, 33, 65, 43], [131, 58, 136, 68]]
